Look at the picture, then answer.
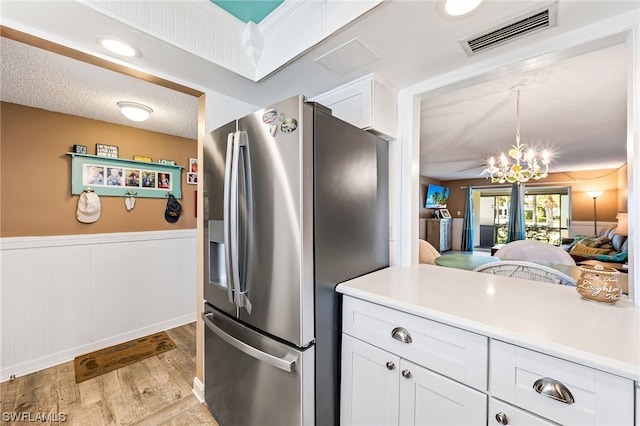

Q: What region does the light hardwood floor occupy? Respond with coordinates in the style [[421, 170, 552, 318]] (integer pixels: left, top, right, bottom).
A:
[[1, 323, 218, 425]]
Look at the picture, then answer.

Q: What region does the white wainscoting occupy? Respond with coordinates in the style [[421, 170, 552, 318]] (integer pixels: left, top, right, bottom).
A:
[[569, 221, 616, 238], [0, 230, 197, 382]]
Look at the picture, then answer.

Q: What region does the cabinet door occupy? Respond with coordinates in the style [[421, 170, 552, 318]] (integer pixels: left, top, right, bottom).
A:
[[398, 359, 486, 426], [341, 334, 400, 426], [489, 398, 554, 426]]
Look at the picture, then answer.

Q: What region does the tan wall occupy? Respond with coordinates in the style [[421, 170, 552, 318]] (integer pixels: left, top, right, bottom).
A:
[[1, 102, 197, 237], [618, 164, 628, 212], [435, 168, 625, 223]]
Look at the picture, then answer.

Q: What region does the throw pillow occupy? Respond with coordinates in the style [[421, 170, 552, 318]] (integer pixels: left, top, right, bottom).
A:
[[569, 243, 611, 256]]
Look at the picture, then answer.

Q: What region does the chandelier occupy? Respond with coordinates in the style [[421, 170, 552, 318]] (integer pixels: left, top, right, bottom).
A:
[[486, 87, 550, 184]]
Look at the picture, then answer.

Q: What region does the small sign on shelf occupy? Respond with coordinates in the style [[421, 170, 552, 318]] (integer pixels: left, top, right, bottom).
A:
[[96, 144, 119, 158]]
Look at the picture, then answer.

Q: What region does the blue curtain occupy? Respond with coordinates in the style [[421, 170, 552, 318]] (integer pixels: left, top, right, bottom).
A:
[[461, 187, 474, 252], [507, 183, 526, 242]]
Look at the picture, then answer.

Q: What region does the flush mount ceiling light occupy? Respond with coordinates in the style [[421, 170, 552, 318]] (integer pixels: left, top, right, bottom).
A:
[[97, 37, 141, 57], [444, 0, 483, 16], [117, 101, 153, 122]]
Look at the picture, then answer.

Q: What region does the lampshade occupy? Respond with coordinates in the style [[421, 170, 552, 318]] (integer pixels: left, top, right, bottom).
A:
[[585, 190, 603, 199], [616, 211, 628, 236], [117, 101, 153, 122]]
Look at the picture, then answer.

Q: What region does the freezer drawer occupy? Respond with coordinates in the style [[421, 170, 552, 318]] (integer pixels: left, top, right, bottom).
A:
[[203, 305, 314, 426]]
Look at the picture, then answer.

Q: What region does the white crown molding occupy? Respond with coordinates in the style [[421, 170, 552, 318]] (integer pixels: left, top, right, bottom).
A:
[[77, 0, 382, 82], [258, 0, 307, 37]]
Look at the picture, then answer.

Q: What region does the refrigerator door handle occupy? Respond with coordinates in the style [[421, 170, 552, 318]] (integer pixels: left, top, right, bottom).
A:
[[235, 131, 252, 315], [202, 312, 297, 372], [223, 132, 236, 305], [229, 131, 251, 312]]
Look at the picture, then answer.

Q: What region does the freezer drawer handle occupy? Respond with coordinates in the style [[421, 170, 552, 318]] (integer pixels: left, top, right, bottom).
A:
[[532, 377, 575, 404], [202, 312, 296, 373]]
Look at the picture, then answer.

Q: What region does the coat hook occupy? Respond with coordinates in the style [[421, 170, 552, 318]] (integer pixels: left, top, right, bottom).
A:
[[125, 190, 137, 196]]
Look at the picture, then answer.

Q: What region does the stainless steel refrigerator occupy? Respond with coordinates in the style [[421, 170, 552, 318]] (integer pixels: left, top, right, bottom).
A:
[[203, 95, 388, 426]]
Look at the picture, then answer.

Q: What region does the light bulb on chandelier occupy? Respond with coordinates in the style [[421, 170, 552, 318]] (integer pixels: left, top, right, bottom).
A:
[[486, 86, 551, 184]]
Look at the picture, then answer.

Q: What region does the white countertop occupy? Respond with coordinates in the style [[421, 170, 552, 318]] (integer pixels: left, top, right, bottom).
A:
[[337, 265, 640, 381]]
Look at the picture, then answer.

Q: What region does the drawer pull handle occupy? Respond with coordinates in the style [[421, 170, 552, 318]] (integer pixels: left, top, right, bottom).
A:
[[391, 327, 412, 344], [386, 361, 395, 370], [401, 369, 412, 378], [533, 378, 575, 404], [495, 412, 509, 425]]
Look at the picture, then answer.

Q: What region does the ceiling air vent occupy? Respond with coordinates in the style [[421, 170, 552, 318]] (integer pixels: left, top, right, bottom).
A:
[[460, 3, 558, 56]]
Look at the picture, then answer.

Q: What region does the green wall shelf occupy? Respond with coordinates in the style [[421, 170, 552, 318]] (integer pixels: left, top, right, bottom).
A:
[[68, 153, 183, 199]]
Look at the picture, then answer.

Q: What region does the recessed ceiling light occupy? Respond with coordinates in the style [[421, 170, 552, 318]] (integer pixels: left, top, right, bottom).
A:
[[117, 102, 153, 122], [444, 0, 483, 16], [97, 37, 141, 57]]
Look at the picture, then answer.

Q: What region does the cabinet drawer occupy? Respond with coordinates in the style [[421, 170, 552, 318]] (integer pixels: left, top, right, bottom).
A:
[[343, 296, 488, 391], [489, 398, 554, 426], [490, 340, 634, 425]]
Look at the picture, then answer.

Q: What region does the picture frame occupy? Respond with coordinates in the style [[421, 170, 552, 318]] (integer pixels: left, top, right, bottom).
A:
[[187, 158, 198, 185], [439, 208, 451, 219]]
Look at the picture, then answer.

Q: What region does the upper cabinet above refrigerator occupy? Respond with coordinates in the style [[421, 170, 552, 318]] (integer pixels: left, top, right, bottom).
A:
[[310, 74, 397, 141]]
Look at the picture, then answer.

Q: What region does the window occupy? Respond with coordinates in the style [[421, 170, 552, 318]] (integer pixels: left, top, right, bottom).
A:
[[479, 187, 570, 246]]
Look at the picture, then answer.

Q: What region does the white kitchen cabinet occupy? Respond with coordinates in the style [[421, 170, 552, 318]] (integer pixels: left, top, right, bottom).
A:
[[341, 296, 488, 426], [342, 296, 488, 391], [337, 266, 638, 426], [490, 340, 634, 425], [310, 74, 397, 141], [636, 383, 639, 425], [398, 358, 486, 426], [341, 334, 486, 426], [341, 334, 400, 426]]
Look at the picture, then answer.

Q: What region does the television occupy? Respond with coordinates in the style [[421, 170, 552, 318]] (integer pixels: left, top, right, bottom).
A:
[[425, 184, 450, 208]]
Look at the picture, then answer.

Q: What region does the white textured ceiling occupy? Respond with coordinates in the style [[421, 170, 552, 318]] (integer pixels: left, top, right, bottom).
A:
[[1, 37, 198, 139], [1, 0, 637, 179], [420, 42, 628, 180]]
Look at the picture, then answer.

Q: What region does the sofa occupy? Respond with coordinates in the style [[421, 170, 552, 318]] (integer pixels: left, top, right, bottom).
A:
[[563, 224, 628, 263]]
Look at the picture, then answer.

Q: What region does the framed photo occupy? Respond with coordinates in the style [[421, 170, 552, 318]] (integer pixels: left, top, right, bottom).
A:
[[187, 158, 198, 185], [189, 158, 198, 174], [439, 208, 451, 218]]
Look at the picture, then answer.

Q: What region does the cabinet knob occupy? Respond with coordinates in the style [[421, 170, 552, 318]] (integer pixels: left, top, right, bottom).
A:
[[401, 369, 412, 379], [495, 412, 509, 425], [391, 327, 412, 344], [385, 361, 395, 370]]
